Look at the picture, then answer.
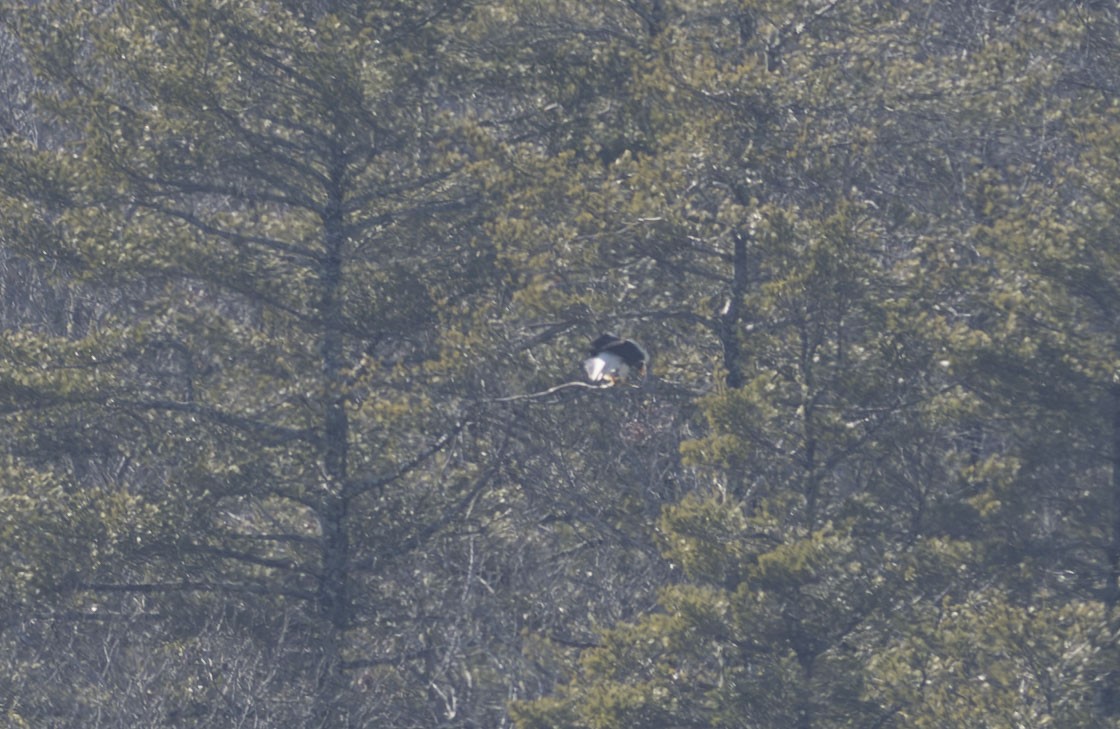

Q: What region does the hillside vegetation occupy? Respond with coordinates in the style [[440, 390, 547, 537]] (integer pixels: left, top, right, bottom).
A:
[[2, 1, 1120, 727]]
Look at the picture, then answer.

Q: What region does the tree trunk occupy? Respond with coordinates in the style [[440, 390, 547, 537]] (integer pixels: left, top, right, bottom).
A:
[[1109, 382, 1120, 610], [312, 160, 353, 726], [720, 231, 749, 389]]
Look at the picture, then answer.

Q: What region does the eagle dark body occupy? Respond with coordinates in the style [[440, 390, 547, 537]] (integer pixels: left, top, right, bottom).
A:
[[584, 334, 648, 385]]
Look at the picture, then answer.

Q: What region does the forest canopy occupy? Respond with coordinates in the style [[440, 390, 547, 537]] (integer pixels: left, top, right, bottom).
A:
[[1, 1, 1120, 727]]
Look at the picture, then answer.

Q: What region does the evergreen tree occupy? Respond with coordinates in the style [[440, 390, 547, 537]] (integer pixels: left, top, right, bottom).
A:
[[0, 0, 510, 725], [511, 1, 1120, 727]]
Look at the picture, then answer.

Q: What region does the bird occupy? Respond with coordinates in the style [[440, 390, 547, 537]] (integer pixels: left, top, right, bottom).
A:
[[583, 333, 648, 385]]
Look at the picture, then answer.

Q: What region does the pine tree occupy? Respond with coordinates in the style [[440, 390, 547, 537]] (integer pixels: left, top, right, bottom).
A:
[[0, 1, 506, 724]]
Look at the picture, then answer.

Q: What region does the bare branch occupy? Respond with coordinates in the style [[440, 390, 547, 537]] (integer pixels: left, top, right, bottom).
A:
[[490, 380, 613, 402]]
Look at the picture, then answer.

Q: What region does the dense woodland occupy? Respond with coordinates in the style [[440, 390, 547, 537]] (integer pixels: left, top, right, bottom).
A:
[[2, 0, 1120, 727]]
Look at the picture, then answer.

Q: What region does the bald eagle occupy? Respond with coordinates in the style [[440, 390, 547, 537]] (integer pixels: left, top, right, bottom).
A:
[[583, 334, 648, 385]]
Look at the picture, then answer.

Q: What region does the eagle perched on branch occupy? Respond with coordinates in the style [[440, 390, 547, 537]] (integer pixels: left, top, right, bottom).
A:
[[583, 334, 648, 385]]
